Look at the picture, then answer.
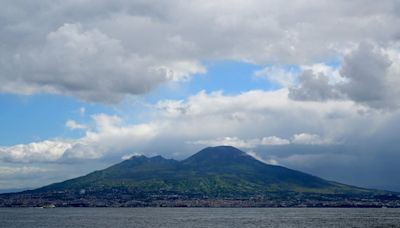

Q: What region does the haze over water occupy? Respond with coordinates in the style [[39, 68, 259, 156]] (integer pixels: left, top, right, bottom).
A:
[[1, 208, 400, 228]]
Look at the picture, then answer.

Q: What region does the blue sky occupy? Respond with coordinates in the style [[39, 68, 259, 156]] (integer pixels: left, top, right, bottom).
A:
[[1, 0, 400, 192], [0, 94, 106, 145], [144, 61, 278, 102]]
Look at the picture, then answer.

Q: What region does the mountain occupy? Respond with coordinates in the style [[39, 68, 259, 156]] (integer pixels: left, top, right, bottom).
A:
[[1, 146, 398, 207], [34, 146, 363, 195]]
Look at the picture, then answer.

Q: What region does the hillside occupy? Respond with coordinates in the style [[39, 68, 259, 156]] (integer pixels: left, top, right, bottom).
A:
[[34, 146, 367, 195], [1, 146, 398, 207]]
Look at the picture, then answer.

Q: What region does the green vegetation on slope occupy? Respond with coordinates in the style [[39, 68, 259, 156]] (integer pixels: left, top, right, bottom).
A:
[[33, 146, 375, 198]]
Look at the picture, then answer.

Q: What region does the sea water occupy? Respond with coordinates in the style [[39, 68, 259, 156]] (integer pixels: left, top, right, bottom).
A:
[[0, 208, 399, 228]]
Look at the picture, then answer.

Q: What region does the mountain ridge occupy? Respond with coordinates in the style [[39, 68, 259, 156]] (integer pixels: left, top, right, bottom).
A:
[[1, 146, 398, 207], [26, 146, 379, 194]]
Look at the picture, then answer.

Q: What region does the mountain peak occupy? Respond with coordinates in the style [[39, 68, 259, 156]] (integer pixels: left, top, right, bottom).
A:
[[125, 154, 167, 162], [183, 145, 252, 165], [201, 145, 247, 155]]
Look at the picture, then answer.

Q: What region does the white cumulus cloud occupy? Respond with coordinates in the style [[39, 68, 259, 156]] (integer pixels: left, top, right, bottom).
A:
[[292, 133, 332, 145], [65, 120, 87, 130]]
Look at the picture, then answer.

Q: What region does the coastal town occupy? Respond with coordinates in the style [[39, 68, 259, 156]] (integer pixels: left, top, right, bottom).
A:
[[1, 190, 400, 208]]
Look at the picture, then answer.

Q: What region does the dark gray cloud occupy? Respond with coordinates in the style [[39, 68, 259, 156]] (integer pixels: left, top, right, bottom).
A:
[[339, 42, 397, 109], [289, 70, 343, 101], [255, 124, 400, 192], [289, 42, 400, 110]]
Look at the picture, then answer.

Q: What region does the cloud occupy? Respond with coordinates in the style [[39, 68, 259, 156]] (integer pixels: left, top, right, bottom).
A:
[[292, 133, 333, 145], [0, 88, 391, 163], [0, 140, 75, 163], [65, 120, 87, 130], [0, 89, 357, 163], [61, 114, 158, 161], [188, 133, 333, 149], [255, 66, 298, 87], [121, 153, 143, 160], [289, 42, 400, 109], [0, 166, 52, 190], [153, 89, 364, 145], [189, 136, 290, 149], [261, 136, 291, 146], [0, 22, 205, 103], [246, 150, 276, 165], [0, 166, 48, 178], [339, 42, 400, 109], [0, 114, 158, 163], [78, 107, 86, 116], [1, 1, 400, 102], [301, 63, 343, 84], [1, 23, 183, 103], [289, 70, 343, 101]]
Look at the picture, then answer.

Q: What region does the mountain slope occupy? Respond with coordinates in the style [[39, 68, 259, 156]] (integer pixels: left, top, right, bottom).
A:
[[34, 146, 369, 196], [3, 146, 395, 207]]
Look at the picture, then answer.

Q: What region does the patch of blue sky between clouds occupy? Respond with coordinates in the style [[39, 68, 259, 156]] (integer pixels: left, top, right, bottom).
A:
[[144, 60, 280, 103], [256, 58, 342, 87], [0, 94, 114, 146], [324, 58, 341, 69]]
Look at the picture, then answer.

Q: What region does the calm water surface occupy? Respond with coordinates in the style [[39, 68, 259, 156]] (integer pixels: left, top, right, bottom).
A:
[[0, 208, 399, 228]]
